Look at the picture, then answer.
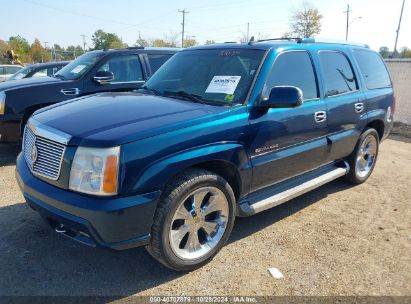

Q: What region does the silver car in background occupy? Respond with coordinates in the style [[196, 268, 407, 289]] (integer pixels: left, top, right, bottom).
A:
[[0, 65, 23, 82]]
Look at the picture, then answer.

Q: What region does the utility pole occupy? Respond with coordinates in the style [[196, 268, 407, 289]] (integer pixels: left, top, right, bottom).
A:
[[344, 4, 351, 40], [80, 34, 87, 53], [246, 22, 250, 41], [178, 9, 189, 48], [393, 0, 406, 58]]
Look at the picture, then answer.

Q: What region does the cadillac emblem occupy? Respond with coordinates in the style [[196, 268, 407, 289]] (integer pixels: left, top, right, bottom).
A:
[[31, 142, 38, 163]]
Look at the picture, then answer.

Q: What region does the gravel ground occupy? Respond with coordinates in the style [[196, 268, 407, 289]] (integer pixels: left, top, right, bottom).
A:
[[0, 139, 410, 297]]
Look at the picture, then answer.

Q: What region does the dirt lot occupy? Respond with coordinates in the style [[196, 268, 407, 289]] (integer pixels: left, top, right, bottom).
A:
[[0, 139, 410, 298]]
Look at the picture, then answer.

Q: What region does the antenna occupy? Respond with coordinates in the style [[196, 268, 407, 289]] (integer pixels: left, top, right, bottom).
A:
[[248, 36, 255, 45]]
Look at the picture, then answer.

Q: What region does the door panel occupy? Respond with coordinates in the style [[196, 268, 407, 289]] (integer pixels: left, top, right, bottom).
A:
[[247, 50, 328, 192], [248, 101, 328, 191], [317, 50, 366, 162]]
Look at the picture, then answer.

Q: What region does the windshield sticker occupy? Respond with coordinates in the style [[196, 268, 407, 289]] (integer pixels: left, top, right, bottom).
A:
[[205, 76, 241, 94], [70, 65, 86, 74], [224, 94, 235, 103]]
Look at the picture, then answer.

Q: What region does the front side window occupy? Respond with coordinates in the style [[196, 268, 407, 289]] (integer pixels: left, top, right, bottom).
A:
[[55, 51, 105, 80], [143, 49, 265, 105], [264, 51, 318, 100], [98, 55, 143, 83], [353, 50, 391, 89], [319, 51, 358, 97]]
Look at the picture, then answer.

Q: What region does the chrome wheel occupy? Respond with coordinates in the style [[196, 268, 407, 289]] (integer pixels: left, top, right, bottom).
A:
[[355, 134, 378, 178], [169, 186, 229, 260]]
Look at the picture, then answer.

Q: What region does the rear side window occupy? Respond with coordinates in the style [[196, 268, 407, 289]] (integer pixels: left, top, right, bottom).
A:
[[264, 51, 318, 100], [353, 50, 391, 89], [319, 51, 358, 97], [147, 54, 172, 74]]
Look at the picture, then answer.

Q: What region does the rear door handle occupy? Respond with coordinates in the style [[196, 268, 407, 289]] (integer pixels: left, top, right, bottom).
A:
[[314, 111, 327, 123], [355, 102, 364, 113]]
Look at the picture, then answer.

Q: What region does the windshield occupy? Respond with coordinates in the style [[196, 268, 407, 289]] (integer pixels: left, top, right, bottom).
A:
[[9, 66, 33, 81], [142, 49, 265, 105], [55, 52, 104, 80]]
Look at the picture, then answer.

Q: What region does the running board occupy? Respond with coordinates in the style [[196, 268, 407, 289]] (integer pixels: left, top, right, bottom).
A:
[[238, 162, 349, 216]]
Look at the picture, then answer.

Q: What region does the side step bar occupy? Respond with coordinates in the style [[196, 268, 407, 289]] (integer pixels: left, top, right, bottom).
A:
[[238, 162, 349, 216]]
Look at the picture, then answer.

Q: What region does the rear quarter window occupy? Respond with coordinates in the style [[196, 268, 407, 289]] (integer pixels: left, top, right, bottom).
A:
[[353, 50, 392, 90]]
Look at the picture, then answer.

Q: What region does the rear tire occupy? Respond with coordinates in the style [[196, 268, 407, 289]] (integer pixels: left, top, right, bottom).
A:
[[345, 128, 379, 184], [146, 168, 236, 271]]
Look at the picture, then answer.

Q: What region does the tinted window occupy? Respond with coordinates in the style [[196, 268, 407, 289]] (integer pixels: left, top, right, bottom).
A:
[[98, 55, 143, 83], [264, 51, 318, 100], [147, 54, 172, 74], [353, 50, 391, 89], [319, 51, 358, 97], [0, 67, 4, 75]]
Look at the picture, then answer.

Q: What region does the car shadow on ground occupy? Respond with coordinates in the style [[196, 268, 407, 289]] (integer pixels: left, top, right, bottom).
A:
[[0, 143, 20, 166], [0, 179, 352, 296]]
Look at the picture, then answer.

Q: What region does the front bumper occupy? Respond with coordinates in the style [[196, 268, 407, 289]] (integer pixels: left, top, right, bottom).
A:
[[16, 153, 161, 250]]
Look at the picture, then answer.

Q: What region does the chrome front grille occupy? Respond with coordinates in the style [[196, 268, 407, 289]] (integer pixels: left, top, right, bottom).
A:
[[23, 126, 66, 180]]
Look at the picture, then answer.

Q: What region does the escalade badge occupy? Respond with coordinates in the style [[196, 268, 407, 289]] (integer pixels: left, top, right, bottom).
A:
[[31, 143, 38, 163]]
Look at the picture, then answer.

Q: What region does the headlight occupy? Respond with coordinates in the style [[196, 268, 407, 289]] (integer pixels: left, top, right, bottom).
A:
[[69, 146, 120, 196], [0, 91, 5, 115]]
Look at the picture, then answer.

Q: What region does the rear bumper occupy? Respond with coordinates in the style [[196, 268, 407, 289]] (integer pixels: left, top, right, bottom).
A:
[[16, 153, 161, 250]]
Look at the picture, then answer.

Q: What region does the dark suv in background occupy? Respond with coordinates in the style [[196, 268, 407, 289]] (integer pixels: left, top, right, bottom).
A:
[[0, 47, 178, 142], [16, 38, 394, 271]]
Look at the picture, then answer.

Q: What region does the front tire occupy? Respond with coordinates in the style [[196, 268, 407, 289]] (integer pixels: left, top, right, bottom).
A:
[[146, 169, 236, 271], [345, 128, 379, 184]]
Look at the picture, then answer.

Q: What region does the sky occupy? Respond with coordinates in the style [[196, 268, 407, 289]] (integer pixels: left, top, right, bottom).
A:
[[0, 0, 410, 52]]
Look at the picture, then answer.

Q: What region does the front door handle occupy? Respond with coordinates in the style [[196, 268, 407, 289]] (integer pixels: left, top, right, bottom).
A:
[[355, 102, 364, 113], [314, 111, 327, 123]]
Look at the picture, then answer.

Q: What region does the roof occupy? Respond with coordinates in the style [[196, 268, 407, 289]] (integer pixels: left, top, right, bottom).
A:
[[26, 61, 70, 68], [99, 47, 181, 54], [187, 38, 370, 51]]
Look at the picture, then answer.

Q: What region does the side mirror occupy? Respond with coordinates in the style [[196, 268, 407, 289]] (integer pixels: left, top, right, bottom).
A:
[[260, 86, 303, 109], [93, 70, 114, 85]]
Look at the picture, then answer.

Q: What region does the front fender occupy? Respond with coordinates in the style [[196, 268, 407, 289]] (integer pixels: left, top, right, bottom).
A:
[[129, 142, 252, 195]]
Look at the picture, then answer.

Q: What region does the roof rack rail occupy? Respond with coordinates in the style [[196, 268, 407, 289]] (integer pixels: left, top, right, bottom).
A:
[[127, 46, 144, 49], [257, 37, 303, 43], [298, 38, 369, 48]]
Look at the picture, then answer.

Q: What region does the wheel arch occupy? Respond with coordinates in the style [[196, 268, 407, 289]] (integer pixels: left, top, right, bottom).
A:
[[127, 142, 251, 200]]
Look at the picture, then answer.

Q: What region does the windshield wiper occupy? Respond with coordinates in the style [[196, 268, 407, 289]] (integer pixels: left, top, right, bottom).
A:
[[164, 90, 205, 104], [54, 74, 65, 80], [140, 85, 161, 96]]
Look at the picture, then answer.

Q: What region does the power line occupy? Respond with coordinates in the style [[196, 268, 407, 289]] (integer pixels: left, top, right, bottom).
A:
[[178, 9, 189, 48]]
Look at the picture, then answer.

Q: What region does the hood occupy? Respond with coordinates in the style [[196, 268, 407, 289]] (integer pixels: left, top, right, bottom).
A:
[[0, 76, 62, 91], [33, 92, 228, 146]]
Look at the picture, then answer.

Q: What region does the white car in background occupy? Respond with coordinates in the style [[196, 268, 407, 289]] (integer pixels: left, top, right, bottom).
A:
[[0, 65, 23, 82]]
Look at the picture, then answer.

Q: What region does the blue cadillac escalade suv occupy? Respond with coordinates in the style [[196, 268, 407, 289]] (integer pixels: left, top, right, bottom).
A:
[[16, 38, 394, 271]]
